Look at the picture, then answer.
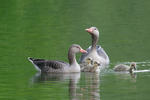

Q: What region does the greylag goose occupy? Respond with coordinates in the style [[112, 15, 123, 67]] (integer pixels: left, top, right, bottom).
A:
[[80, 57, 93, 72], [28, 44, 87, 73], [89, 61, 101, 73], [79, 27, 109, 68], [113, 62, 136, 73]]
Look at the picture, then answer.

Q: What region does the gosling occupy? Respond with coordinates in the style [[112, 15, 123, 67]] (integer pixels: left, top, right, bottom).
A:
[[80, 57, 93, 72], [89, 61, 101, 73], [113, 62, 136, 73]]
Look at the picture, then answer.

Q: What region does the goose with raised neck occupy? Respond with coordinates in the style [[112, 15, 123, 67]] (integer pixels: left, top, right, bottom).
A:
[[79, 27, 110, 68]]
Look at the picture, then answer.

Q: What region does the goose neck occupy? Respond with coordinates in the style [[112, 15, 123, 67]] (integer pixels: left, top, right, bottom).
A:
[[91, 35, 99, 50], [129, 67, 133, 73], [68, 51, 77, 65]]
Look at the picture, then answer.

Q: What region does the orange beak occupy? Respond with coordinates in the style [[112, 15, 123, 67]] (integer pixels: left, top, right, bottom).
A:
[[80, 49, 87, 53], [85, 28, 93, 33]]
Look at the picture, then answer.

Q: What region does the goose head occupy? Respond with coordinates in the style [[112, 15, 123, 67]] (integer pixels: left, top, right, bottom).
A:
[[90, 60, 101, 72], [85, 27, 99, 49], [68, 44, 87, 65], [129, 62, 136, 73], [130, 62, 136, 70], [93, 61, 101, 67], [69, 44, 87, 54], [85, 57, 93, 65], [85, 27, 99, 37]]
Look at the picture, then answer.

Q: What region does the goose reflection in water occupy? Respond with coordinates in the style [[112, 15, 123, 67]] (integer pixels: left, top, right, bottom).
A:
[[69, 72, 100, 100], [79, 73, 100, 100], [31, 72, 101, 100], [31, 72, 80, 84]]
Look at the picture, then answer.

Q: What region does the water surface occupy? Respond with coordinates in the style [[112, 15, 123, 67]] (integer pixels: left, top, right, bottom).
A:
[[0, 0, 150, 100]]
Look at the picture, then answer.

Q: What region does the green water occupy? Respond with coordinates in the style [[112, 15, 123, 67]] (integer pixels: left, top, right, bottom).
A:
[[0, 0, 150, 100]]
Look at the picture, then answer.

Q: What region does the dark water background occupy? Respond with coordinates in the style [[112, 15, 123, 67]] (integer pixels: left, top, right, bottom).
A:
[[0, 0, 150, 100]]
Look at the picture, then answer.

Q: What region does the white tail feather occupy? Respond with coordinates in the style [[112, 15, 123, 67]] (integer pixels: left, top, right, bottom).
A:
[[28, 57, 41, 72]]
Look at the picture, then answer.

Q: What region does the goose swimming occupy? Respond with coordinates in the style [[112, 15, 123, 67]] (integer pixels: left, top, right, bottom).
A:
[[89, 61, 101, 73], [28, 44, 87, 73], [79, 27, 109, 69], [113, 62, 136, 73]]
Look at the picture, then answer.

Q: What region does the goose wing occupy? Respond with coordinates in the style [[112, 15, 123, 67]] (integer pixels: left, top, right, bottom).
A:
[[79, 45, 109, 64], [28, 58, 69, 71], [96, 45, 109, 60]]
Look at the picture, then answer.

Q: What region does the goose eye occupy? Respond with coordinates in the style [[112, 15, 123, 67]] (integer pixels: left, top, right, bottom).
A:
[[76, 46, 80, 49]]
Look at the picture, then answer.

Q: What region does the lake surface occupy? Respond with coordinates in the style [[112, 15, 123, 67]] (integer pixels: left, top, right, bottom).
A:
[[0, 0, 150, 100]]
